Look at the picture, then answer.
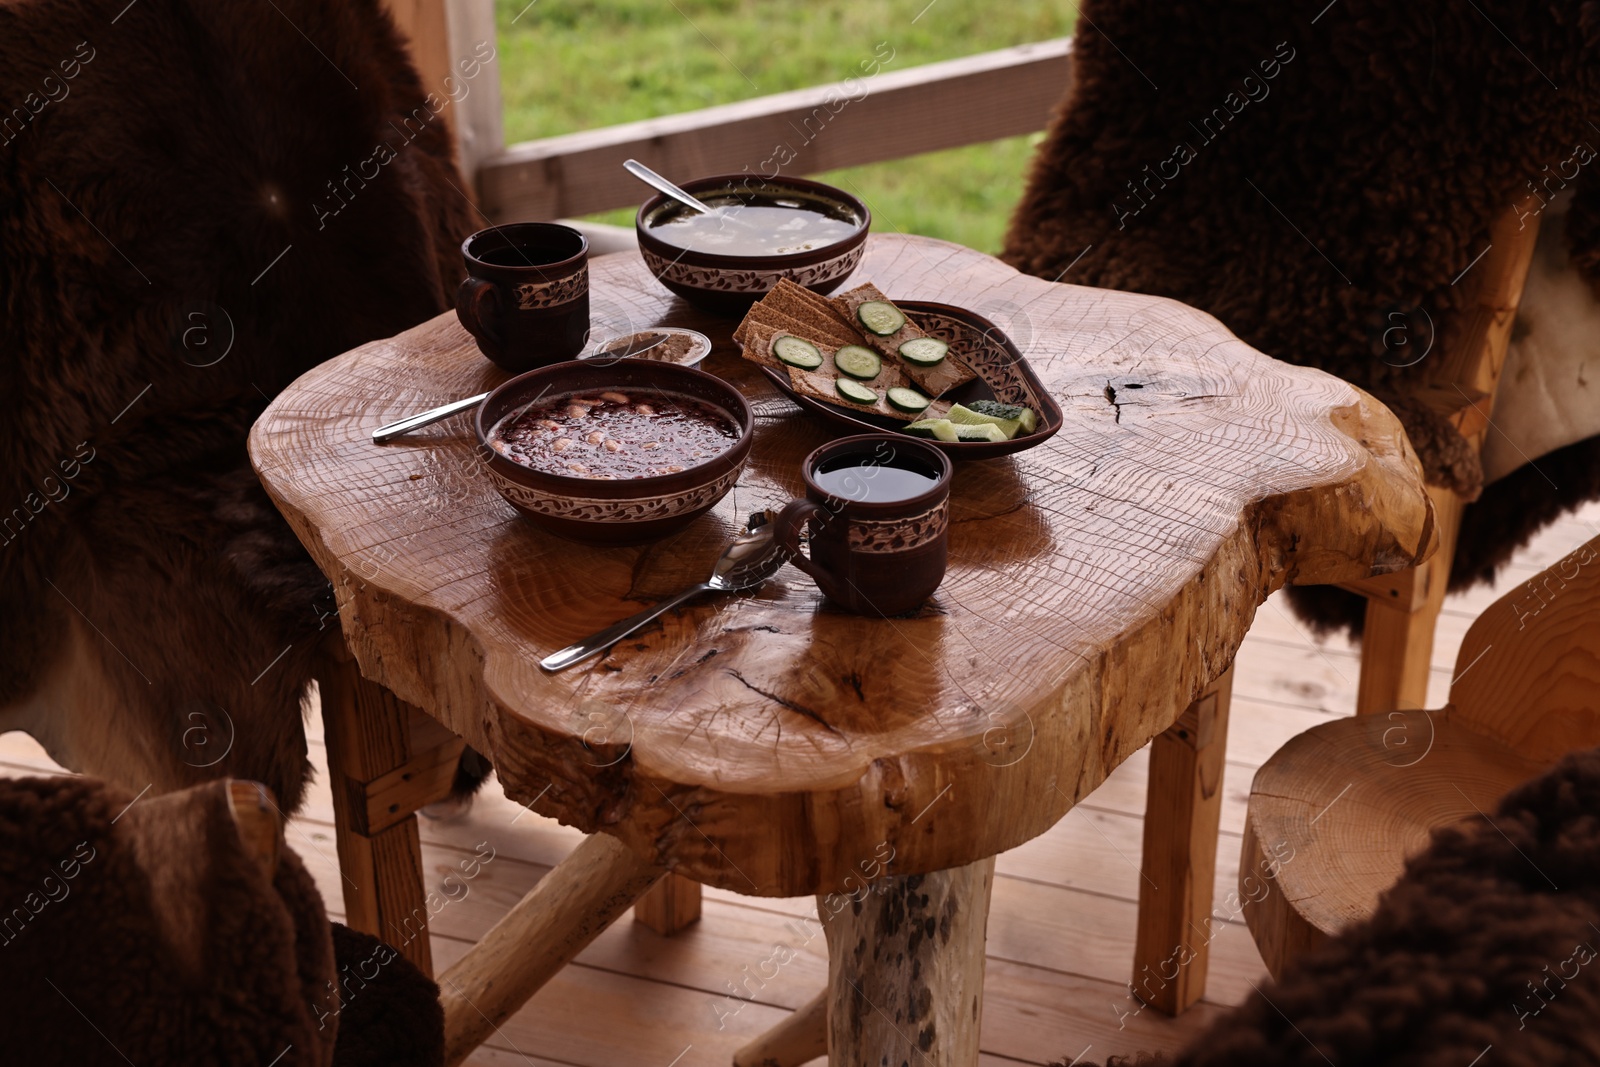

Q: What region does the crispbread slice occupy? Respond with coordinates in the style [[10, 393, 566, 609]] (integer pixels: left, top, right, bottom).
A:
[[738, 303, 861, 350], [829, 283, 978, 397], [766, 278, 862, 336], [785, 364, 919, 422]]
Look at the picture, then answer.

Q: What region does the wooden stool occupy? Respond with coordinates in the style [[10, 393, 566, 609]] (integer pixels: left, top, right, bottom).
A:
[[1242, 530, 1600, 977]]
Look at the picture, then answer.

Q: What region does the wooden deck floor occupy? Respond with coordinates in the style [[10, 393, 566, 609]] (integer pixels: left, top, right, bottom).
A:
[[4, 502, 1596, 1067]]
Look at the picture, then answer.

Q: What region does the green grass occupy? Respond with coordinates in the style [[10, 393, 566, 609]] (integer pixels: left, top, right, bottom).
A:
[[492, 0, 1076, 255]]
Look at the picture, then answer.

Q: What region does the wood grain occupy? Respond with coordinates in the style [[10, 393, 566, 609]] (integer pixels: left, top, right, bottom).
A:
[[1243, 531, 1600, 977], [250, 234, 1434, 897], [1134, 667, 1233, 1014]]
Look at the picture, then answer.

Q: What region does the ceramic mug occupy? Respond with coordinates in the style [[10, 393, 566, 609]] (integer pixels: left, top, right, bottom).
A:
[[457, 223, 590, 372], [774, 434, 953, 616]]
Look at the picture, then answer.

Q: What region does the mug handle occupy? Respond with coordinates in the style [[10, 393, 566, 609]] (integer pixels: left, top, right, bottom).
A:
[[773, 499, 833, 586], [456, 276, 503, 360]]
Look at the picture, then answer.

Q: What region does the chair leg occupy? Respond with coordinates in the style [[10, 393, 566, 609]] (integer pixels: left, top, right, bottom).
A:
[[315, 650, 437, 976], [1132, 666, 1233, 1015], [1348, 487, 1462, 714], [733, 989, 827, 1067], [633, 871, 703, 935]]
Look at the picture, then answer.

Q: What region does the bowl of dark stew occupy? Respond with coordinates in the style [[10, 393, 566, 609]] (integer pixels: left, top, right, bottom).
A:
[[636, 174, 870, 316], [476, 360, 753, 545]]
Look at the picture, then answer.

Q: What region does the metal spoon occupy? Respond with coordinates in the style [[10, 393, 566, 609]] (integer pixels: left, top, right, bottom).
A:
[[623, 158, 717, 216], [371, 334, 666, 443], [539, 511, 787, 672]]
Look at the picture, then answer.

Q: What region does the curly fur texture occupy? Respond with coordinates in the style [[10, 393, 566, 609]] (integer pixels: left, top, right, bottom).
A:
[[1060, 746, 1600, 1066], [329, 924, 445, 1067], [1004, 0, 1600, 633], [0, 0, 478, 809], [0, 776, 339, 1065]]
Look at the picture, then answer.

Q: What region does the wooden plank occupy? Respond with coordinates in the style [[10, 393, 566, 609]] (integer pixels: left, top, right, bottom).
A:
[[438, 832, 664, 1066], [477, 39, 1073, 222]]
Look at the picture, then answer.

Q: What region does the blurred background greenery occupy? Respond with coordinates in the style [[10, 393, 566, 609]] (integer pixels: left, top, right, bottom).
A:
[[491, 0, 1078, 254]]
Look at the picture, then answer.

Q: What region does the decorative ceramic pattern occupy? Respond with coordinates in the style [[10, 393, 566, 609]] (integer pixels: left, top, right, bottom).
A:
[[910, 310, 1038, 409], [489, 465, 740, 524], [641, 243, 865, 294], [846, 500, 948, 554], [514, 267, 589, 310]]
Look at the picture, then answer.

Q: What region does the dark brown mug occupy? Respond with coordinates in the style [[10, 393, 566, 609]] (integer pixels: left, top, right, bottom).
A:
[[774, 434, 953, 616], [457, 223, 590, 372]]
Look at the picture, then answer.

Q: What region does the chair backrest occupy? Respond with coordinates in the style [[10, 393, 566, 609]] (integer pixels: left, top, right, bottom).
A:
[[1450, 531, 1600, 762]]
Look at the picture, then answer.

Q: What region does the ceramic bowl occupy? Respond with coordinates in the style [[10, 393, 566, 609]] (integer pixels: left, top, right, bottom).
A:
[[635, 174, 870, 316], [475, 360, 753, 544]]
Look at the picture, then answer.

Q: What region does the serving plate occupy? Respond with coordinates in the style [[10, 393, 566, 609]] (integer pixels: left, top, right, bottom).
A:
[[758, 301, 1063, 460]]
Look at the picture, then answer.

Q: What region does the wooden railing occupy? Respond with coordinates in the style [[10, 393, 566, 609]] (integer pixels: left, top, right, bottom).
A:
[[380, 0, 1073, 226]]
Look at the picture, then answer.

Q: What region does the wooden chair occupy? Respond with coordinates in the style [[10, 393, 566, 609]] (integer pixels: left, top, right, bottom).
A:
[[1128, 198, 1543, 1014], [1241, 529, 1600, 976]]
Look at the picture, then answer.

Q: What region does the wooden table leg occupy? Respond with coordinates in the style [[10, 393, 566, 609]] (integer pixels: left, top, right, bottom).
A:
[[1133, 665, 1233, 1015], [316, 650, 440, 976], [820, 856, 995, 1065], [633, 871, 703, 935], [439, 832, 664, 1066], [733, 988, 827, 1067]]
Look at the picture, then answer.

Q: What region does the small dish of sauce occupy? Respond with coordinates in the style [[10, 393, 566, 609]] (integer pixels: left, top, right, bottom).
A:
[[488, 388, 741, 480], [648, 195, 861, 256]]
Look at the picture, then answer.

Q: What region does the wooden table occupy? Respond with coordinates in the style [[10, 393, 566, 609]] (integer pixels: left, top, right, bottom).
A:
[[249, 234, 1433, 1065]]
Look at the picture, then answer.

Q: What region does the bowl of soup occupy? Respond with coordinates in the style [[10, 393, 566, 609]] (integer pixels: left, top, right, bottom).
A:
[[475, 359, 754, 544], [635, 175, 870, 315]]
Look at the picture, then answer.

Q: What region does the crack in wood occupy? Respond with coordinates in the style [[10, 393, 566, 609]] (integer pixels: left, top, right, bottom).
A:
[[724, 669, 840, 734]]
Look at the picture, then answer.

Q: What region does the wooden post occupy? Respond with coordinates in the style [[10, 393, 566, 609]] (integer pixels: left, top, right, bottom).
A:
[[439, 832, 664, 1066], [1133, 666, 1233, 1015], [315, 650, 436, 975], [820, 857, 995, 1065], [632, 871, 703, 935], [1353, 488, 1462, 713], [733, 989, 828, 1067], [381, 0, 504, 188]]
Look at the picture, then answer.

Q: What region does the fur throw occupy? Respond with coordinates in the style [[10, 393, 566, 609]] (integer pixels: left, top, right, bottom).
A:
[[0, 0, 477, 808], [1061, 745, 1600, 1066], [0, 776, 443, 1066], [1004, 0, 1600, 633]]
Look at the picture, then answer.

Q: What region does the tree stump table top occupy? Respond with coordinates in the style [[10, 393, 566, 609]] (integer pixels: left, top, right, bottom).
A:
[[250, 234, 1434, 898]]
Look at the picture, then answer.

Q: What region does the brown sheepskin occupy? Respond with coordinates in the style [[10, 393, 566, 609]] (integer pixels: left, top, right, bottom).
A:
[[328, 924, 446, 1067], [1058, 745, 1600, 1066], [1005, 0, 1600, 633], [0, 0, 478, 809], [0, 776, 340, 1065]]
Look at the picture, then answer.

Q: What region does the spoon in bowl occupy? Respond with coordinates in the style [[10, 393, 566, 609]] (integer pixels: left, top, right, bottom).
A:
[[539, 510, 788, 672], [371, 334, 666, 443], [623, 159, 717, 216]]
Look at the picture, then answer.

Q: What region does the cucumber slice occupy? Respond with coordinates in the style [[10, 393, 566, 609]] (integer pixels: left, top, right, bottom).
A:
[[886, 386, 931, 413], [946, 402, 1021, 440], [965, 399, 1037, 433], [773, 335, 823, 369], [953, 422, 1006, 443], [835, 378, 879, 405], [918, 419, 961, 442], [898, 337, 949, 367], [834, 345, 882, 380], [856, 300, 907, 336]]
